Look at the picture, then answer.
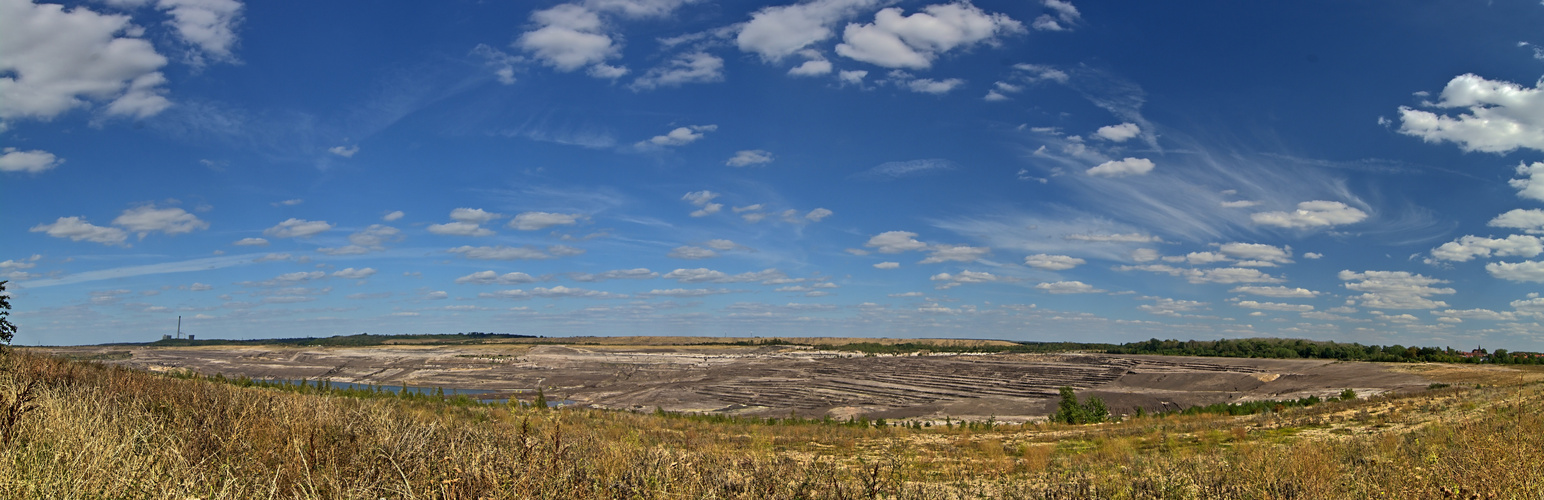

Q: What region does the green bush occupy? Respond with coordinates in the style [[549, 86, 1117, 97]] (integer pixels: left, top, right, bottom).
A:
[[1052, 386, 1109, 424]]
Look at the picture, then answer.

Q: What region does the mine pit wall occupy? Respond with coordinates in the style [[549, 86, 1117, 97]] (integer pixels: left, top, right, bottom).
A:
[[34, 346, 1435, 422]]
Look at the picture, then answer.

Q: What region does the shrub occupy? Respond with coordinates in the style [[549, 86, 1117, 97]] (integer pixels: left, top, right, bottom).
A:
[[1052, 386, 1109, 424]]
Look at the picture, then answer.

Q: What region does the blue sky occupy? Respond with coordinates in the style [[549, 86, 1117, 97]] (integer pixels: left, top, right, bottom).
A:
[[6, 0, 1544, 348]]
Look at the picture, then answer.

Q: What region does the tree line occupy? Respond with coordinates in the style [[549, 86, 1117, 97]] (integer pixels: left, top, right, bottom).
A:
[[1107, 338, 1541, 364]]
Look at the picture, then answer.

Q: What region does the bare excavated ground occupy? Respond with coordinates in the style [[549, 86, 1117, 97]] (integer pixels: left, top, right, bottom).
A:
[[39, 342, 1433, 422]]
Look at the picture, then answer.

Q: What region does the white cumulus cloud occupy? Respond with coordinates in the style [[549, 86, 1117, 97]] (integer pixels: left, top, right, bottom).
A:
[[1180, 252, 1230, 265], [319, 224, 401, 255], [1250, 201, 1367, 229], [448, 245, 555, 260], [1511, 162, 1544, 201], [834, 2, 1025, 70], [1436, 308, 1516, 322], [1486, 260, 1544, 283], [905, 77, 964, 94], [1490, 209, 1544, 234], [1086, 157, 1155, 177], [112, 204, 208, 238], [737, 0, 879, 61], [0, 148, 62, 173], [682, 190, 723, 217], [348, 224, 401, 248], [430, 208, 503, 236], [726, 149, 774, 167], [865, 231, 928, 253], [1023, 254, 1085, 270], [931, 270, 999, 288], [788, 58, 833, 76], [156, 0, 244, 65], [1339, 270, 1454, 309], [517, 4, 619, 73], [668, 246, 718, 259], [331, 267, 377, 279], [1118, 264, 1283, 284], [663, 267, 786, 284], [1397, 74, 1544, 154], [510, 211, 584, 230], [450, 208, 501, 223], [427, 222, 495, 237], [920, 244, 989, 263], [1234, 300, 1314, 312], [1218, 243, 1293, 263], [568, 268, 657, 282], [263, 218, 332, 239], [1031, 0, 1081, 31], [1429, 235, 1543, 262], [1094, 122, 1139, 142], [1138, 297, 1208, 317], [1229, 286, 1319, 298], [455, 270, 537, 285], [0, 0, 171, 121], [29, 216, 128, 246], [1035, 280, 1102, 294], [642, 124, 717, 147]]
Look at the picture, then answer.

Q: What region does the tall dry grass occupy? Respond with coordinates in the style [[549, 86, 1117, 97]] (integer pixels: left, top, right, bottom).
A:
[[3, 349, 1544, 499], [0, 351, 903, 499]]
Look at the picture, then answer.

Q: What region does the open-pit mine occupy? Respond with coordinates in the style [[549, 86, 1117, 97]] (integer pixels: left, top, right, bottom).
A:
[[44, 339, 1434, 421]]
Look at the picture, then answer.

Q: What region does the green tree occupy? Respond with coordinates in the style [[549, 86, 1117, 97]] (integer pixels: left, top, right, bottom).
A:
[[534, 387, 548, 410], [0, 281, 14, 346], [1053, 386, 1084, 424], [1052, 386, 1110, 424], [1084, 396, 1109, 422]]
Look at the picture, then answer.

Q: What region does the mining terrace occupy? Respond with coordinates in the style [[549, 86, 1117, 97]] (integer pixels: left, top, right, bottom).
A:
[[41, 339, 1434, 421]]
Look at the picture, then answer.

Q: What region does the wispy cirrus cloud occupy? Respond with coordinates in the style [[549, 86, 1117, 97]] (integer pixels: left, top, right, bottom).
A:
[[853, 158, 957, 180], [18, 253, 278, 289]]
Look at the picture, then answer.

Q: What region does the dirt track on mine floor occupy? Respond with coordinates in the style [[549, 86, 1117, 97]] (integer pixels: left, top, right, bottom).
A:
[[40, 342, 1433, 422]]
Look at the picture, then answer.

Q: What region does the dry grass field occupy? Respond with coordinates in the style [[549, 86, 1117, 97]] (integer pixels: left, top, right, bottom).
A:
[[2, 348, 1544, 498]]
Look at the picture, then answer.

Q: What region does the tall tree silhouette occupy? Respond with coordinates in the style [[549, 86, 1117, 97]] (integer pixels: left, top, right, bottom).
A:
[[0, 281, 15, 345]]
